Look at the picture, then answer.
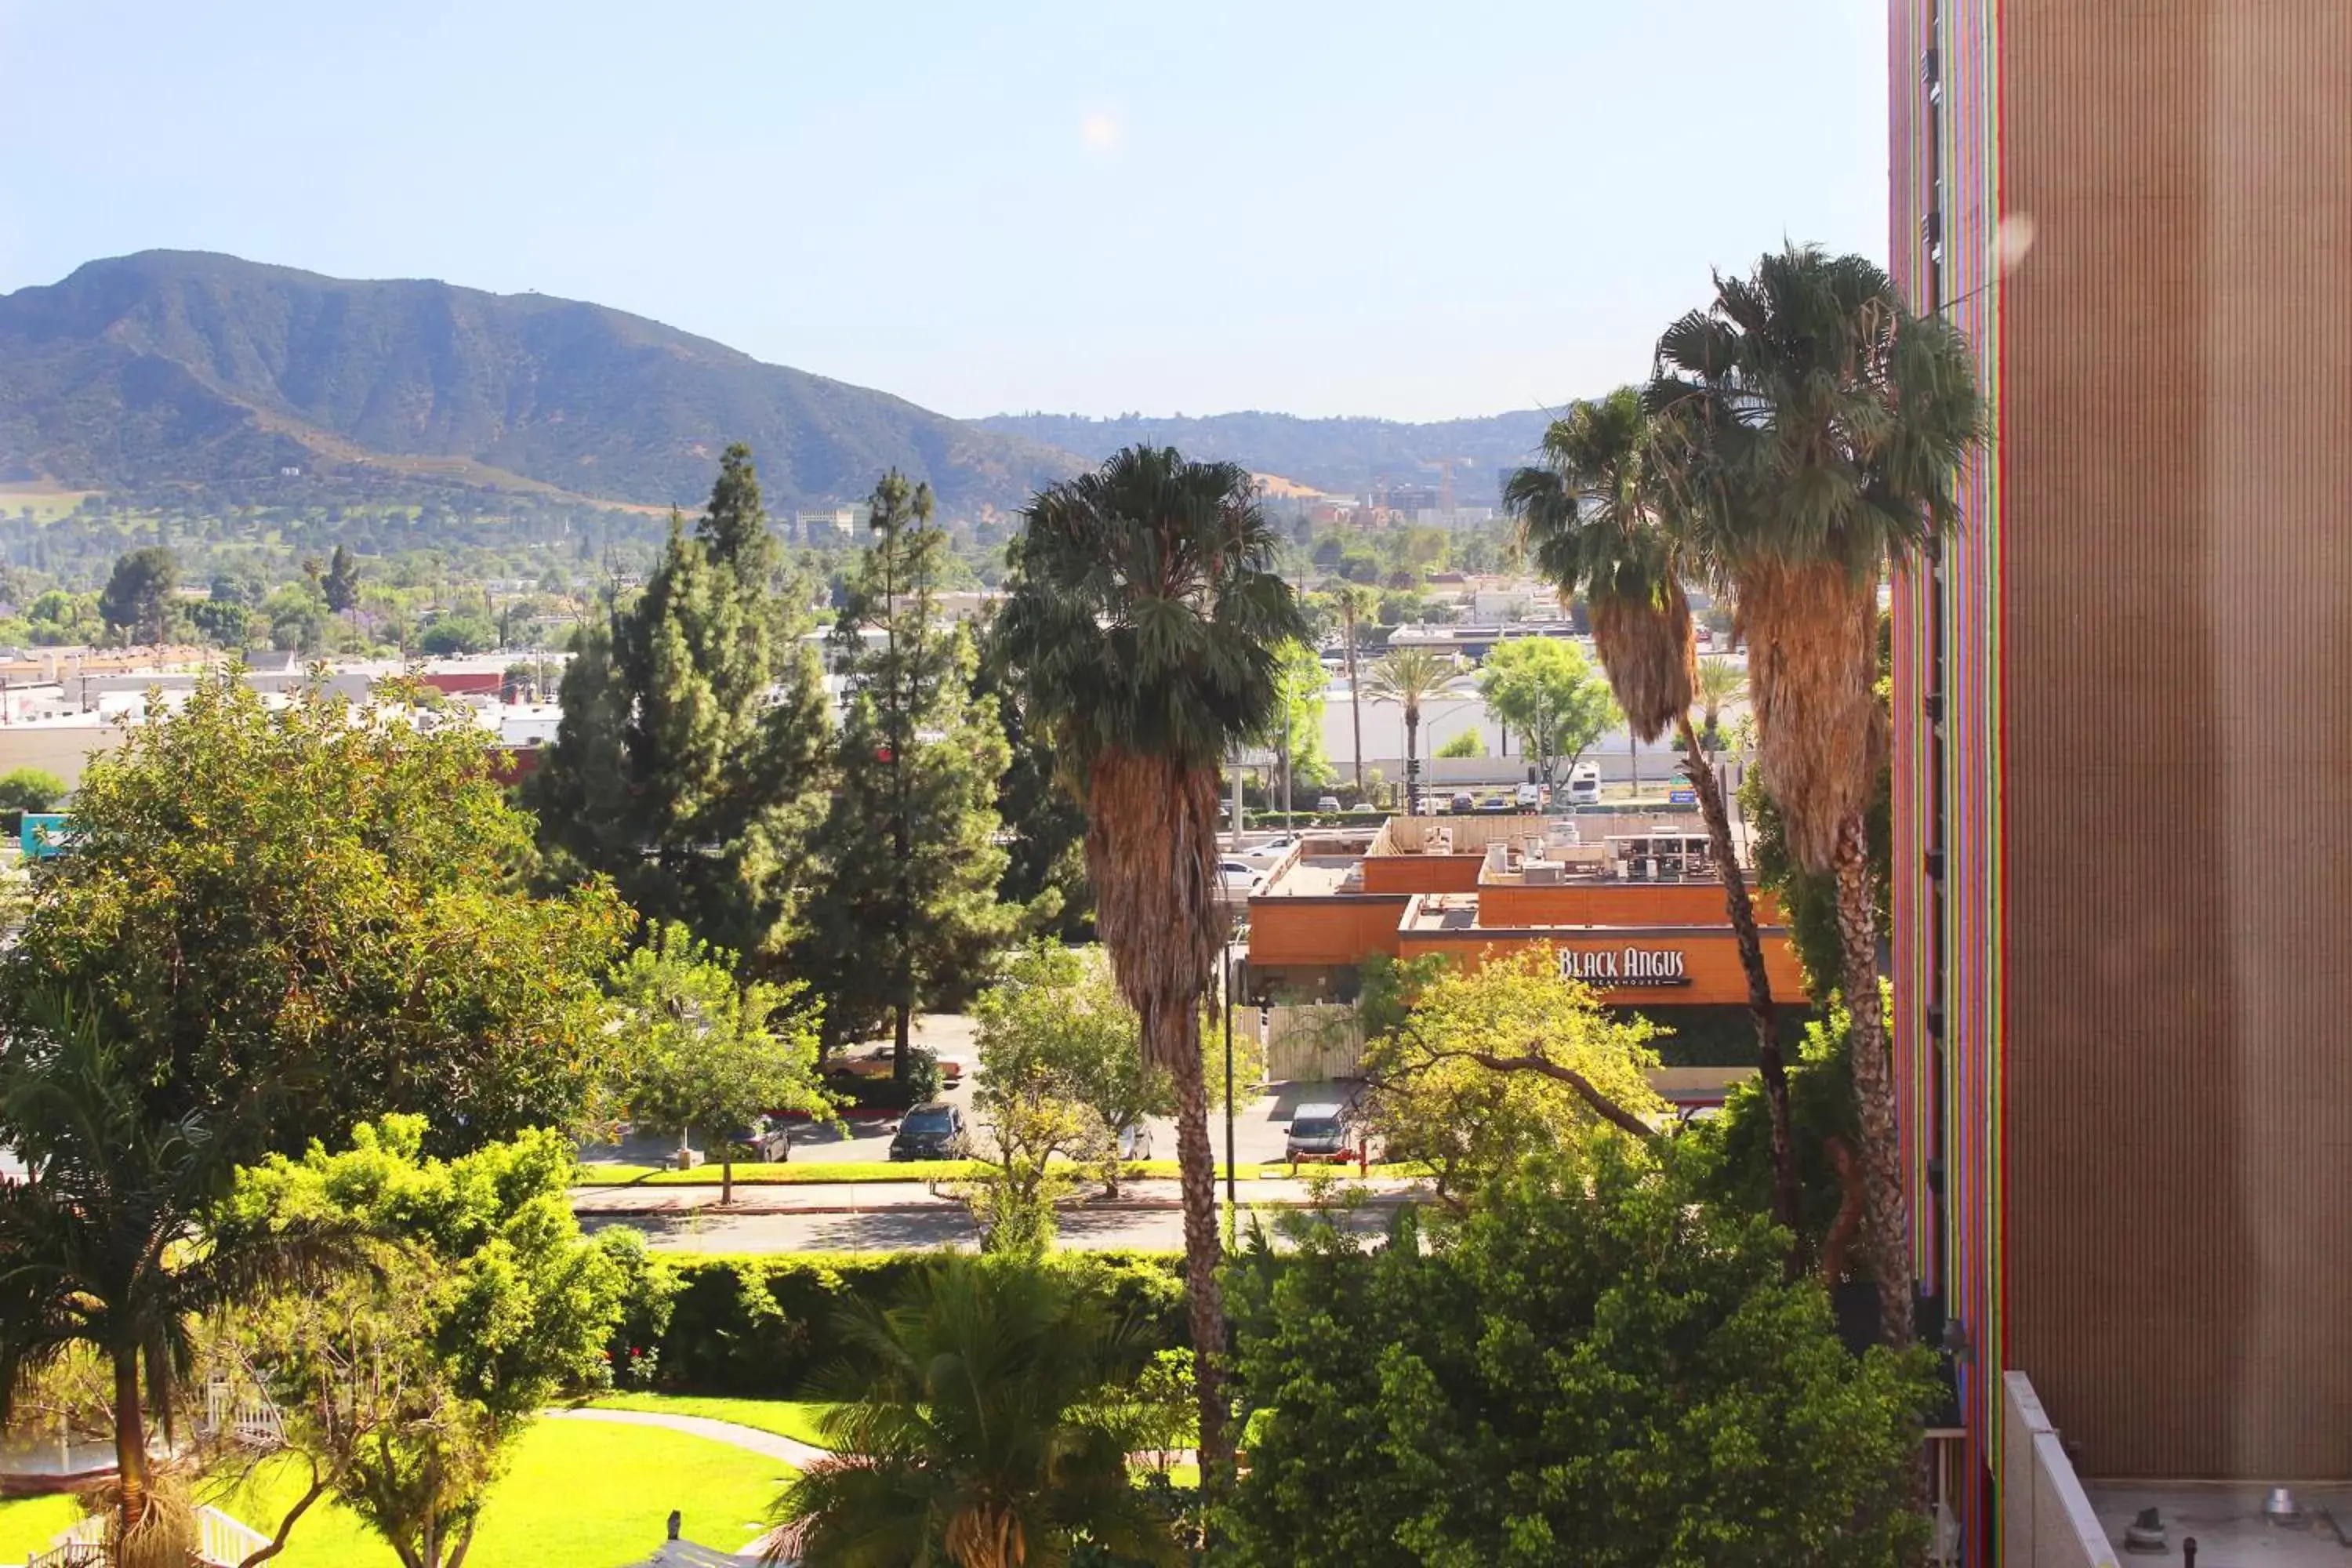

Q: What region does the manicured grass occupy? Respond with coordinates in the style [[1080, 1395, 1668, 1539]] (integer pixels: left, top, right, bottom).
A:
[[0, 1491, 84, 1559], [584, 1393, 843, 1450], [194, 1417, 792, 1566]]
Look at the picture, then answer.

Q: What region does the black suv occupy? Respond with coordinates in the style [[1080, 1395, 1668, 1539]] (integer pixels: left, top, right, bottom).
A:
[[889, 1102, 970, 1161]]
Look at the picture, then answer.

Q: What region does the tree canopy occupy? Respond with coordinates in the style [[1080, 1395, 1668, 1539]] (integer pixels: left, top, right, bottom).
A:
[[1473, 637, 1617, 785], [0, 669, 630, 1162], [528, 443, 829, 967], [98, 546, 179, 644], [1225, 1147, 1935, 1568]]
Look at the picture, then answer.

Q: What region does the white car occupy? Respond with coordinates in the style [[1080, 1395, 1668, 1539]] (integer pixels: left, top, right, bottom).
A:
[[1218, 859, 1265, 895], [1515, 782, 1542, 809]]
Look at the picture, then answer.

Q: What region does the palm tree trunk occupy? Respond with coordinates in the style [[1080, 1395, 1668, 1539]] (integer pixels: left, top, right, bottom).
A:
[[1676, 714, 1799, 1254], [1167, 1008, 1231, 1494], [1833, 811, 1912, 1346], [1405, 712, 1420, 813], [111, 1345, 150, 1535]]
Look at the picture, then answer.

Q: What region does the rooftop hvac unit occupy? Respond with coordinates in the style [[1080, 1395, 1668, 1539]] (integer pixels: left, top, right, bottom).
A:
[[1429, 826, 1454, 854], [1483, 842, 1509, 875], [1523, 862, 1564, 885]]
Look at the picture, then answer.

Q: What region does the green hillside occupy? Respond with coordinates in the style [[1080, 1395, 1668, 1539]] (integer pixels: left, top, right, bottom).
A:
[[0, 251, 1080, 514]]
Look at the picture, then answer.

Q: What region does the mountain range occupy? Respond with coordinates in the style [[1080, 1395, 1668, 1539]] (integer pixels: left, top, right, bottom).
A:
[[972, 408, 1559, 500], [0, 251, 1080, 514], [0, 251, 1563, 515]]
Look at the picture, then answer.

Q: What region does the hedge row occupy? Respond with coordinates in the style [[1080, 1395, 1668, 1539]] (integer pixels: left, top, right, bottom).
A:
[[612, 1248, 1189, 1398]]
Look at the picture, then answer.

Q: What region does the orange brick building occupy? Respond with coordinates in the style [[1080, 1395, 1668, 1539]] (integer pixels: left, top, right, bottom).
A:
[[1245, 815, 1806, 1045]]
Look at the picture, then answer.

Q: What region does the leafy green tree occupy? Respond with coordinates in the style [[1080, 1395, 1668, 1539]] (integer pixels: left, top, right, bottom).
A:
[[772, 1258, 1180, 1568], [0, 668, 630, 1161], [0, 766, 65, 813], [0, 989, 342, 1555], [1269, 639, 1333, 805], [1225, 1146, 1935, 1568], [609, 923, 829, 1203], [186, 597, 253, 648], [1434, 730, 1480, 760], [529, 444, 829, 966], [323, 543, 362, 614], [1474, 637, 1616, 789], [994, 446, 1306, 1490], [974, 943, 1172, 1198], [219, 1117, 630, 1568], [1359, 946, 1664, 1203], [417, 612, 496, 655], [801, 473, 1015, 1072], [26, 588, 96, 645], [98, 546, 179, 644], [263, 583, 330, 654]]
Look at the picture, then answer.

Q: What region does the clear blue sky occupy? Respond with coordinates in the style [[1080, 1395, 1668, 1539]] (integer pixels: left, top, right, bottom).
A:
[[0, 0, 1888, 423]]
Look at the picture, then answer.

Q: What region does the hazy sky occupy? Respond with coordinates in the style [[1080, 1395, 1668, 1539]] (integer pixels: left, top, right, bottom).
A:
[[0, 1, 1888, 423]]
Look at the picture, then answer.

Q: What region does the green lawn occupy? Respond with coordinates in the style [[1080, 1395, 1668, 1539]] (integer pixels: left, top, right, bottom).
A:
[[584, 1393, 842, 1449], [0, 1491, 84, 1559], [13, 1419, 796, 1567]]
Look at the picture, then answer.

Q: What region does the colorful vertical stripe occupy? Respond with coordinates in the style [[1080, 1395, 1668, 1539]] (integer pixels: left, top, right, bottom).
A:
[[1891, 0, 2003, 1561]]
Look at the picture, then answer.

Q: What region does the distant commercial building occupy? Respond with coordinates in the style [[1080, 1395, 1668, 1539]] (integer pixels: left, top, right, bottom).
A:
[[1246, 815, 1806, 1073], [1889, 3, 2352, 1559], [796, 507, 864, 543]]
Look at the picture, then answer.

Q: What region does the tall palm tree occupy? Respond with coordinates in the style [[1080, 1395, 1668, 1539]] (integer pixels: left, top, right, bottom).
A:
[[993, 446, 1303, 1492], [1366, 646, 1454, 815], [1647, 245, 1982, 1345], [768, 1259, 1179, 1568], [1331, 583, 1376, 795], [0, 989, 329, 1555], [1504, 387, 1801, 1248]]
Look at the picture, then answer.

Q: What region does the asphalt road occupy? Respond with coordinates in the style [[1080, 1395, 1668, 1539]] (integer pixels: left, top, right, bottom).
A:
[[583, 1011, 1339, 1174], [579, 1196, 1398, 1254]]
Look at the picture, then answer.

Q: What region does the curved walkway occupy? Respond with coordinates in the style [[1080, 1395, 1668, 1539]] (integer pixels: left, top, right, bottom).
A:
[[542, 1405, 831, 1470]]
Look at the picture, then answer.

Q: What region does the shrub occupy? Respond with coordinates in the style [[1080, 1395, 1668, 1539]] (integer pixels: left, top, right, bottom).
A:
[[642, 1250, 1185, 1396]]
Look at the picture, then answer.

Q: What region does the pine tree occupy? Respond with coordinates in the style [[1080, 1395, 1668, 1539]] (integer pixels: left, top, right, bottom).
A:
[[528, 444, 828, 964], [323, 544, 362, 613], [802, 472, 1016, 1076]]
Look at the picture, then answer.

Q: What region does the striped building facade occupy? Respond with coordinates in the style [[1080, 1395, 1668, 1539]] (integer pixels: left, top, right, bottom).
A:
[[1889, 2, 2352, 1561]]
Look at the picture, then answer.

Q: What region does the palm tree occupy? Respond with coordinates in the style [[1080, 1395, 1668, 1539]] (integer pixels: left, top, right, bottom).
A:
[[1693, 655, 1748, 746], [1331, 583, 1376, 794], [770, 1258, 1181, 1568], [993, 446, 1304, 1493], [1648, 245, 1982, 1345], [1504, 387, 1801, 1249], [0, 989, 332, 1556], [1366, 646, 1454, 815]]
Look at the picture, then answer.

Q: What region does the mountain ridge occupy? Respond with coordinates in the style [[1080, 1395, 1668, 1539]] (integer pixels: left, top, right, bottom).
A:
[[0, 250, 1083, 514]]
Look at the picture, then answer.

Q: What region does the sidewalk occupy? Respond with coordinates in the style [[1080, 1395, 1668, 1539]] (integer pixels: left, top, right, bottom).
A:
[[568, 1174, 1429, 1218]]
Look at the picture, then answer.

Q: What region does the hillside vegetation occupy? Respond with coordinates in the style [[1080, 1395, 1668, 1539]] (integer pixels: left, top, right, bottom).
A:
[[0, 251, 1080, 514]]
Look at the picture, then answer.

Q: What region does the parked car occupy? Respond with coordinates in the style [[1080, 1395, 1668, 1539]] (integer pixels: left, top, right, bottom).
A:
[[1285, 1102, 1361, 1166], [1315, 794, 1342, 813], [1515, 782, 1542, 809], [724, 1119, 791, 1163], [889, 1102, 971, 1161], [1117, 1121, 1155, 1161], [1476, 793, 1512, 813], [1449, 791, 1475, 814], [1219, 858, 1265, 895]]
